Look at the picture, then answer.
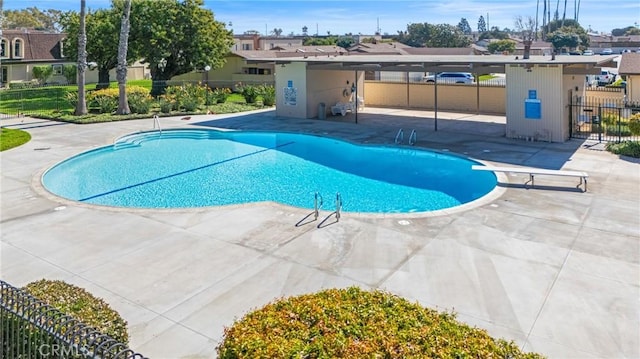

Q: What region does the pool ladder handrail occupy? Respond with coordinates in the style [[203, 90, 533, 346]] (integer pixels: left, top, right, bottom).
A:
[[335, 192, 342, 221], [409, 129, 417, 146], [394, 128, 404, 144], [314, 192, 323, 220], [153, 114, 162, 133]]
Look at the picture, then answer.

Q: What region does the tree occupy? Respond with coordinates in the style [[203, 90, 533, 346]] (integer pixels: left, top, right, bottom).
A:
[[479, 27, 509, 40], [31, 65, 54, 84], [2, 7, 62, 31], [487, 39, 516, 54], [60, 8, 123, 88], [477, 16, 487, 33], [627, 27, 640, 35], [302, 26, 308, 36], [336, 36, 355, 49], [457, 18, 472, 35], [116, 0, 132, 115], [515, 16, 535, 59], [396, 23, 470, 48], [271, 28, 282, 37], [130, 0, 233, 95], [75, 0, 88, 116], [542, 19, 589, 48], [548, 28, 580, 52], [303, 36, 337, 46]]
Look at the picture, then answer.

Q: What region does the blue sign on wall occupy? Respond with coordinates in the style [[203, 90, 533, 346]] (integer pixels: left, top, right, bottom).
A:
[[525, 89, 541, 119], [287, 80, 293, 88], [525, 99, 541, 119]]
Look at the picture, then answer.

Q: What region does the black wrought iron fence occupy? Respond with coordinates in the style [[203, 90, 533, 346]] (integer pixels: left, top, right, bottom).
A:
[[0, 280, 148, 359], [570, 96, 640, 142]]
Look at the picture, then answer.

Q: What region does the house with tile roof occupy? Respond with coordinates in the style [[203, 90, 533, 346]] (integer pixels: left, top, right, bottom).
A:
[[618, 53, 640, 102]]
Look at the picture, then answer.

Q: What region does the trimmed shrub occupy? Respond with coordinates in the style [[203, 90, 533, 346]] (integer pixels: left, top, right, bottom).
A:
[[238, 84, 260, 104], [259, 85, 276, 106], [163, 83, 206, 111], [23, 279, 129, 344], [208, 87, 231, 105], [126, 86, 153, 114], [628, 113, 640, 135], [217, 287, 545, 358], [65, 91, 79, 108], [63, 65, 77, 85], [88, 88, 119, 113], [158, 98, 173, 113], [607, 141, 640, 158], [32, 65, 54, 85]]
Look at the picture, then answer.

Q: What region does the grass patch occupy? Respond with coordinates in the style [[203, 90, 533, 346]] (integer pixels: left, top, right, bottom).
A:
[[217, 287, 545, 358], [478, 74, 497, 81], [0, 128, 31, 151], [606, 141, 640, 158]]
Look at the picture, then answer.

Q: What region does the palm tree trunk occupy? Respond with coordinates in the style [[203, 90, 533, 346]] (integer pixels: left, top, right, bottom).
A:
[[116, 0, 132, 115], [75, 0, 88, 116], [561, 0, 568, 27], [535, 0, 540, 40]]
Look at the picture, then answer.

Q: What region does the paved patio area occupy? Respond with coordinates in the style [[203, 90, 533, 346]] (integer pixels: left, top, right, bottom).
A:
[[1, 108, 638, 358]]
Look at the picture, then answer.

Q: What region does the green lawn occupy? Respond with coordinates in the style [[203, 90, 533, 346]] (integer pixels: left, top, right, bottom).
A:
[[478, 74, 497, 81], [0, 128, 31, 151]]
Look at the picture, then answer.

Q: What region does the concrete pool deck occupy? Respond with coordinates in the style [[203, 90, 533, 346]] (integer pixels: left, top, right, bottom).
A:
[[1, 108, 638, 358]]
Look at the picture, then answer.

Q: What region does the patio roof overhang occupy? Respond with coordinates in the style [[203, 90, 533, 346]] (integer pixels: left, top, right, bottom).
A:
[[244, 54, 618, 74]]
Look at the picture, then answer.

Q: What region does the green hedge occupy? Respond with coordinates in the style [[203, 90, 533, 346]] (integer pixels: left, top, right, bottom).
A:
[[217, 287, 545, 358], [23, 279, 129, 344]]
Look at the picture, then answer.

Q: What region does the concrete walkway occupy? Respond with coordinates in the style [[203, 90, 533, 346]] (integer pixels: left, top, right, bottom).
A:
[[1, 108, 638, 358]]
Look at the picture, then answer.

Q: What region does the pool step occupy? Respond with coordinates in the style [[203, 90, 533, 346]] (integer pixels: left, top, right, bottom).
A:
[[113, 129, 224, 149]]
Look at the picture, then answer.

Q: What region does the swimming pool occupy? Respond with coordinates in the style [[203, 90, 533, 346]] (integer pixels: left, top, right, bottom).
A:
[[42, 129, 497, 213]]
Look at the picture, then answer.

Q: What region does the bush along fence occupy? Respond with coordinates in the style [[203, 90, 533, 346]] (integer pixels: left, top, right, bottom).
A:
[[570, 96, 640, 143], [0, 280, 148, 359], [0, 81, 274, 120]]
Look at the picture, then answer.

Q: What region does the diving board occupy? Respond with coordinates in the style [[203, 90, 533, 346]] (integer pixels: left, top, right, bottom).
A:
[[472, 165, 588, 192]]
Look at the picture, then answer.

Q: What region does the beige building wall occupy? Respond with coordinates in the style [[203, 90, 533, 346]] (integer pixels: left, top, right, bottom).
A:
[[172, 57, 274, 89], [363, 82, 506, 114], [505, 64, 566, 142], [306, 69, 362, 118], [275, 62, 307, 119], [628, 75, 640, 102]]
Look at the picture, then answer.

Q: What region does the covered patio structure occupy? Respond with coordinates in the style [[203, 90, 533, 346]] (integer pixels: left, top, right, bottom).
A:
[[247, 54, 617, 142]]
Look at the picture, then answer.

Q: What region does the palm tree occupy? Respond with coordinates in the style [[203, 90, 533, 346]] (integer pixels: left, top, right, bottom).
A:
[[75, 0, 88, 115], [561, 0, 568, 27], [116, 0, 132, 115]]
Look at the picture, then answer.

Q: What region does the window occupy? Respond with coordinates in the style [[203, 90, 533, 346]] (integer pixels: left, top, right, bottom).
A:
[[13, 38, 24, 58], [52, 64, 63, 75], [0, 39, 6, 58], [59, 40, 65, 58], [242, 67, 271, 75], [242, 43, 252, 50], [270, 43, 274, 49], [1, 66, 7, 84]]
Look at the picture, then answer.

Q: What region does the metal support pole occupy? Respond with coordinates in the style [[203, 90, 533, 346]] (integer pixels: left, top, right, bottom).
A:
[[434, 72, 438, 132], [354, 71, 358, 124]]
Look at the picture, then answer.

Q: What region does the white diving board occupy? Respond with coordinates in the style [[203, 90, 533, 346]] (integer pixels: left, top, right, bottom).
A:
[[472, 165, 588, 192]]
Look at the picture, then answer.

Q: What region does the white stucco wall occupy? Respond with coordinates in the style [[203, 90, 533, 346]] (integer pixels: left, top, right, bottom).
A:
[[275, 62, 307, 119]]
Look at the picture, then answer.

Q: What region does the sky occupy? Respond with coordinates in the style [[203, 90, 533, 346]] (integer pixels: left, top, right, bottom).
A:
[[5, 0, 640, 36]]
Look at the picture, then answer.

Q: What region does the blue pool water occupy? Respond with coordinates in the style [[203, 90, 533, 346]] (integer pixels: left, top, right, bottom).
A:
[[42, 129, 496, 213]]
